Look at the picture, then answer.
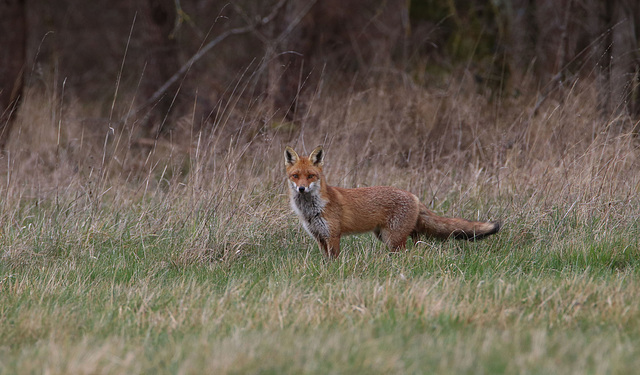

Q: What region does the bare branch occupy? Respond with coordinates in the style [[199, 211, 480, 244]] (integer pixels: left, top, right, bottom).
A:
[[128, 0, 303, 122]]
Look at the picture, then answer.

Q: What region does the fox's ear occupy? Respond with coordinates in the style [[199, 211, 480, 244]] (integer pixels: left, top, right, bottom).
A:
[[309, 146, 324, 166], [284, 146, 299, 167]]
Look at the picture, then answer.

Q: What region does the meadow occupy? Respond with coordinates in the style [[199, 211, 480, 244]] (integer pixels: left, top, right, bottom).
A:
[[1, 71, 640, 374]]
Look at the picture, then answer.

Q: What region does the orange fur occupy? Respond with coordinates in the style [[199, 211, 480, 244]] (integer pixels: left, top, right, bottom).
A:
[[285, 146, 500, 258]]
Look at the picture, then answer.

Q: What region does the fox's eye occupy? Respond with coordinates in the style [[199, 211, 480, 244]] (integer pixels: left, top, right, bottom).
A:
[[292, 174, 299, 179], [308, 174, 315, 179]]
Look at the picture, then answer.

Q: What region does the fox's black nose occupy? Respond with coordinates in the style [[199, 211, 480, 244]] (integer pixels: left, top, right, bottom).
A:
[[298, 186, 306, 193]]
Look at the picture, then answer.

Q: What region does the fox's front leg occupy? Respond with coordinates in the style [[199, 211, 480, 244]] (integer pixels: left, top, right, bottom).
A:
[[316, 235, 341, 259], [327, 234, 341, 258]]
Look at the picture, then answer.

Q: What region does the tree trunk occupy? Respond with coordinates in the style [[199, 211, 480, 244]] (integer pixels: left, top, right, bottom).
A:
[[0, 0, 26, 148], [609, 0, 640, 119], [268, 0, 408, 121], [139, 0, 179, 135], [587, 0, 640, 123]]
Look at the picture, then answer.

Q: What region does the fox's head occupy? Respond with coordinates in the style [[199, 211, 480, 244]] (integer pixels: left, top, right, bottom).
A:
[[284, 146, 324, 195]]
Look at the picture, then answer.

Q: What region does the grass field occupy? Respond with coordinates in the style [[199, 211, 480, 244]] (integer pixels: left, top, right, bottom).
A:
[[1, 74, 640, 374]]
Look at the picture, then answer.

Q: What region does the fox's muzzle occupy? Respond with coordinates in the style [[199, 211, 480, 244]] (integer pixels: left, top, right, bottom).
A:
[[298, 186, 306, 193]]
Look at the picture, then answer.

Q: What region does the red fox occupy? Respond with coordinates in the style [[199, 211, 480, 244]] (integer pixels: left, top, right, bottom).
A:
[[285, 146, 500, 258]]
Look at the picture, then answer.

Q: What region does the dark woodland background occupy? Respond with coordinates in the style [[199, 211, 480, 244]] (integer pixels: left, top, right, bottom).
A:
[[1, 0, 639, 150]]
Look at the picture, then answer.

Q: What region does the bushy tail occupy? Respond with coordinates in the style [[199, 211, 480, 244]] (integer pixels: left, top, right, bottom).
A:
[[414, 204, 500, 241]]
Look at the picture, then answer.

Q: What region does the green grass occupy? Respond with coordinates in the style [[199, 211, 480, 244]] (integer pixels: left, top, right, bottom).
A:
[[1, 190, 639, 374], [2, 64, 640, 373]]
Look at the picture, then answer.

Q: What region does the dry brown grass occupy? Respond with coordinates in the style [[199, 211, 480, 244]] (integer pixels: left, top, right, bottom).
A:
[[2, 69, 640, 374], [4, 68, 638, 203], [3, 71, 639, 248]]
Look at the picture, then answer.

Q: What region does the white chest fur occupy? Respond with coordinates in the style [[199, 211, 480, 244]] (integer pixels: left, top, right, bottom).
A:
[[290, 191, 330, 241]]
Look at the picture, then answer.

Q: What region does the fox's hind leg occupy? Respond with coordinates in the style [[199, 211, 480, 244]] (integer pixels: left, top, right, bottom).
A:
[[410, 230, 420, 244], [378, 208, 419, 252], [373, 228, 383, 241], [377, 228, 411, 252]]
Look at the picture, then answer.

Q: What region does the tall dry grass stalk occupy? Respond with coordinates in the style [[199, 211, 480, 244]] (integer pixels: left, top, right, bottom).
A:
[[0, 67, 638, 264]]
